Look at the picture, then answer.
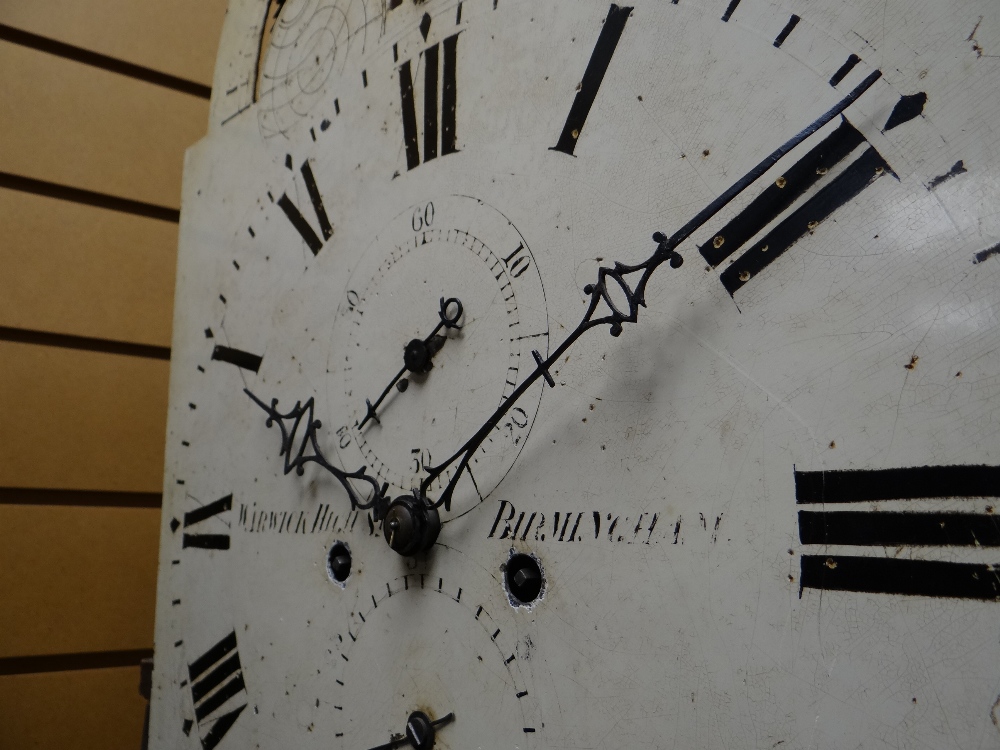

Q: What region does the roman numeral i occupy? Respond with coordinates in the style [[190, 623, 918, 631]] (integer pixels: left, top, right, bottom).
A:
[[552, 4, 633, 156], [211, 346, 262, 373], [188, 630, 247, 750], [398, 33, 461, 170]]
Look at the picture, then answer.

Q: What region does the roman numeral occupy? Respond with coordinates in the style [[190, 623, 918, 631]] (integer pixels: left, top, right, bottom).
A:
[[799, 510, 1000, 547], [552, 4, 632, 156], [795, 464, 1000, 601], [800, 557, 1000, 602], [772, 14, 800, 48], [183, 494, 232, 550], [701, 88, 926, 297], [277, 160, 332, 255], [795, 464, 1000, 503], [398, 33, 460, 170], [211, 346, 262, 373], [188, 631, 247, 750]]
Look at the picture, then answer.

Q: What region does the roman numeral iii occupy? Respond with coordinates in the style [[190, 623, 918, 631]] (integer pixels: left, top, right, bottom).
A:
[[278, 160, 333, 255], [398, 33, 460, 170], [188, 630, 247, 750], [795, 464, 1000, 601]]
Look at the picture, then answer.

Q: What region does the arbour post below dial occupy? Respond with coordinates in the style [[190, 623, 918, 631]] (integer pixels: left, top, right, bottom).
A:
[[383, 494, 441, 555]]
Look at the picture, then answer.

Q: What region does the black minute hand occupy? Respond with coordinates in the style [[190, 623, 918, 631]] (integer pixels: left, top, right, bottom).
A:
[[419, 70, 882, 511]]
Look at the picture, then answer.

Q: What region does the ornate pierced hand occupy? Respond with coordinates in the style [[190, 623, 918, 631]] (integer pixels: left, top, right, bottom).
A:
[[245, 389, 391, 517]]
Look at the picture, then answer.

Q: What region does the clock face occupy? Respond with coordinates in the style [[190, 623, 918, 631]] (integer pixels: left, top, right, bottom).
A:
[[152, 1, 1000, 748]]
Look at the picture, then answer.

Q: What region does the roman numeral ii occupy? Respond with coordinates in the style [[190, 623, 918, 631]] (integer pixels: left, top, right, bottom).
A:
[[188, 630, 247, 750], [701, 90, 926, 296], [398, 33, 460, 170]]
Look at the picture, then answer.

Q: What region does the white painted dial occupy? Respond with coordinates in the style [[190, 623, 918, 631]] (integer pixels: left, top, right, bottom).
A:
[[154, 1, 1000, 749]]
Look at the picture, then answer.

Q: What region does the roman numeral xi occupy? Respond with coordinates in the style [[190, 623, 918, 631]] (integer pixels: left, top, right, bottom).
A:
[[278, 160, 333, 255], [170, 494, 232, 550], [187, 630, 247, 750]]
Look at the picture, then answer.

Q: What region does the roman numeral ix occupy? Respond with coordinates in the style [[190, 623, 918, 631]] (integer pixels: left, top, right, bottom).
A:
[[795, 464, 1000, 601], [278, 160, 333, 255], [398, 32, 460, 170], [701, 89, 926, 296], [179, 494, 232, 550], [188, 631, 247, 750]]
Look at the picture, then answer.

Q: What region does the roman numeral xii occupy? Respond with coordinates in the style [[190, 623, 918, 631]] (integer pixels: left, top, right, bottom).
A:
[[398, 33, 461, 170]]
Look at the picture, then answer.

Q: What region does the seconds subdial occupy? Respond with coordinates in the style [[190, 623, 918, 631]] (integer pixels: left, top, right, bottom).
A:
[[329, 195, 549, 509]]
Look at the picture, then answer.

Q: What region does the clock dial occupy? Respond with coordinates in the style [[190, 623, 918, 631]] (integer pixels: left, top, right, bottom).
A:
[[155, 0, 1000, 748]]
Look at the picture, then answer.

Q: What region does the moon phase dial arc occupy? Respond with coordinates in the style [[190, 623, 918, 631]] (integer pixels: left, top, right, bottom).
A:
[[331, 195, 549, 509], [331, 573, 540, 748]]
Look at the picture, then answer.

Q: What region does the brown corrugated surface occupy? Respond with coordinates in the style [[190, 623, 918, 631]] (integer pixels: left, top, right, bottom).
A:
[[0, 0, 228, 86], [0, 504, 160, 658], [0, 41, 207, 208], [0, 341, 169, 492], [0, 667, 147, 750], [0, 188, 177, 347], [0, 1, 225, 745]]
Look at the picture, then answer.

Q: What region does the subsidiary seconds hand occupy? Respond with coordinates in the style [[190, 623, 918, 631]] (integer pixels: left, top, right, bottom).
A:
[[358, 297, 464, 429], [417, 70, 883, 512]]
